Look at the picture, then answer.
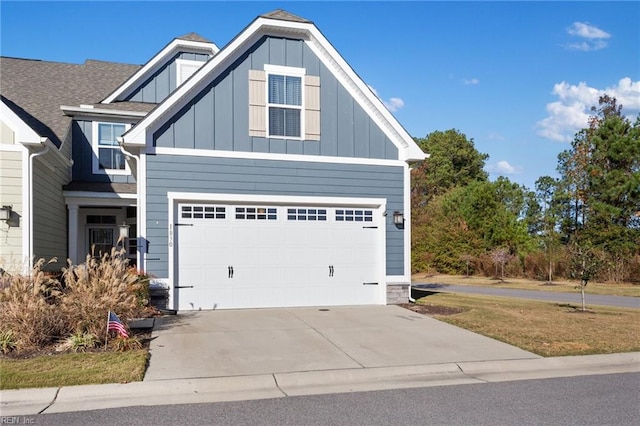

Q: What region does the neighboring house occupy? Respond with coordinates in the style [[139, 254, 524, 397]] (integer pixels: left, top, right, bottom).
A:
[[0, 10, 427, 309]]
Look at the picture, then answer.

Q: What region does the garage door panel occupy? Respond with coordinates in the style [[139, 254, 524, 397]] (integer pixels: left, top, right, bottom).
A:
[[176, 203, 382, 310]]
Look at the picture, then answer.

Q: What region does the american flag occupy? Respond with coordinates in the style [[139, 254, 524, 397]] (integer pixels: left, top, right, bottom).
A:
[[107, 311, 129, 338]]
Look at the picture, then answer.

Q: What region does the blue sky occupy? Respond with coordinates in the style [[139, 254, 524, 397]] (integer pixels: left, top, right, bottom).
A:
[[2, 1, 638, 190]]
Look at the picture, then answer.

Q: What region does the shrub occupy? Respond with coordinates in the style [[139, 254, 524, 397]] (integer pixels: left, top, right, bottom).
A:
[[110, 335, 142, 352], [0, 259, 65, 352], [61, 249, 143, 344], [58, 331, 98, 353], [0, 330, 17, 354]]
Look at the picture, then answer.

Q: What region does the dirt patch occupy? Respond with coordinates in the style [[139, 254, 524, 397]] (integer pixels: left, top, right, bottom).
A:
[[399, 303, 464, 316]]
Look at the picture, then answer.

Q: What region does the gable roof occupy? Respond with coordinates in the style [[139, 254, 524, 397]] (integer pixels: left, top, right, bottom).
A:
[[123, 10, 426, 162], [101, 36, 219, 104], [0, 57, 141, 147]]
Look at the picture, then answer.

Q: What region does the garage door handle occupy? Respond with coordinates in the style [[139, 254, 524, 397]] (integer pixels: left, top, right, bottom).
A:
[[176, 285, 194, 289], [362, 226, 378, 229], [329, 265, 334, 277], [175, 223, 194, 226], [228, 266, 234, 278], [363, 282, 378, 286]]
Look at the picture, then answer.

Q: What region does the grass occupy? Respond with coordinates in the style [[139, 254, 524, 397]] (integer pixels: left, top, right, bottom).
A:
[[412, 273, 640, 297], [416, 293, 640, 357], [0, 350, 148, 390]]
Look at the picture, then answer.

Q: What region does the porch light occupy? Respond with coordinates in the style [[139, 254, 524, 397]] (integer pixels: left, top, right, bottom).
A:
[[393, 211, 404, 226], [0, 206, 11, 222], [118, 223, 130, 240]]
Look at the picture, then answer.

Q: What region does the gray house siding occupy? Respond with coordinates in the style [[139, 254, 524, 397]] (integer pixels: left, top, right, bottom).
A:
[[32, 152, 70, 270], [153, 36, 398, 160], [145, 155, 404, 278], [125, 52, 209, 104], [71, 120, 136, 184]]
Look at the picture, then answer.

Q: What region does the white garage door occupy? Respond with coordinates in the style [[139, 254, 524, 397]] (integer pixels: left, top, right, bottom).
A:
[[174, 203, 383, 310]]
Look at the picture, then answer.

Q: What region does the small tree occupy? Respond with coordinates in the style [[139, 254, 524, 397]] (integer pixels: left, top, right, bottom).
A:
[[568, 240, 603, 311], [489, 247, 511, 281], [460, 254, 475, 276]]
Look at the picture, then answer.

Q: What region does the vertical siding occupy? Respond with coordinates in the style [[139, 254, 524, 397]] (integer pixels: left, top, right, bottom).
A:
[[144, 155, 404, 278], [71, 120, 136, 184], [153, 36, 398, 161], [0, 149, 24, 272], [126, 52, 209, 103], [32, 153, 70, 270]]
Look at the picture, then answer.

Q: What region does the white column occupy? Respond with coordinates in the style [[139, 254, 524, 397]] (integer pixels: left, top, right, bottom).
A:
[[68, 204, 79, 264]]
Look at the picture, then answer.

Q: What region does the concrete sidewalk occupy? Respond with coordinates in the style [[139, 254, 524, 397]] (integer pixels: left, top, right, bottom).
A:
[[2, 353, 638, 415]]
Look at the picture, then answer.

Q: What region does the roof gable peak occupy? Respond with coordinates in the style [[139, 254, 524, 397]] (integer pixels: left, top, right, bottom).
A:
[[260, 9, 311, 24]]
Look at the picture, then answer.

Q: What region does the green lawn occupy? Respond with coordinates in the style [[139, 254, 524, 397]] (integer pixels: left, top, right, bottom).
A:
[[0, 350, 148, 390]]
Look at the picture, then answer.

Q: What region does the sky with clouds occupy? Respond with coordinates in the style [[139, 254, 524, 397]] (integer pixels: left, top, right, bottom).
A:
[[1, 1, 638, 190]]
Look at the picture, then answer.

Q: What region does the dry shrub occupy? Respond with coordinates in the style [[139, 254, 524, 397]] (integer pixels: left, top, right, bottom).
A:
[[61, 249, 142, 343], [524, 251, 547, 280], [0, 259, 65, 352]]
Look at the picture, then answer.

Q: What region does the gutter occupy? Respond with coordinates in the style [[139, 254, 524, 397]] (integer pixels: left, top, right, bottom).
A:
[[117, 137, 142, 269]]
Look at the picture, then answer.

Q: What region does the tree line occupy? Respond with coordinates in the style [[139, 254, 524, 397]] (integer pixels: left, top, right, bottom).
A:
[[411, 96, 640, 283]]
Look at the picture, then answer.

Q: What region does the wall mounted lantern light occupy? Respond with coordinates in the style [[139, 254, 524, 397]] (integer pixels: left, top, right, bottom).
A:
[[393, 211, 404, 226], [0, 206, 12, 222], [118, 223, 130, 241]]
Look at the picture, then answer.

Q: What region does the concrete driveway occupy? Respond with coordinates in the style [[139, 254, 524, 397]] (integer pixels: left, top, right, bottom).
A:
[[144, 305, 538, 381]]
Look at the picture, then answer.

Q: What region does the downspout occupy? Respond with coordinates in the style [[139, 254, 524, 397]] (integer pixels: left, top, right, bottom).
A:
[[117, 139, 141, 269], [27, 142, 50, 270]]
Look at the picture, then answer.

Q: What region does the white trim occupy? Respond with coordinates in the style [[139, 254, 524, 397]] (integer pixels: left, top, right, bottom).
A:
[[21, 147, 29, 273], [61, 105, 148, 119], [403, 162, 411, 283], [65, 195, 137, 206], [167, 192, 387, 309], [91, 121, 131, 176], [264, 64, 306, 76], [122, 17, 425, 162], [1, 100, 41, 144], [151, 146, 405, 167], [138, 151, 148, 271], [102, 39, 219, 104]]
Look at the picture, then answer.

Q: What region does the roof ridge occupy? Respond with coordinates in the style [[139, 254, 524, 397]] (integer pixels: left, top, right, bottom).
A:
[[260, 9, 311, 23], [176, 32, 213, 43]]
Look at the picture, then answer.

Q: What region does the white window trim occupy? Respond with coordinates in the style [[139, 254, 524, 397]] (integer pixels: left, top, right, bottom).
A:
[[91, 121, 131, 175], [176, 58, 205, 87], [264, 65, 306, 140]]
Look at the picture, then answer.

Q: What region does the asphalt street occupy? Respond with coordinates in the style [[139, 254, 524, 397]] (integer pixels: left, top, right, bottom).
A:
[[413, 283, 640, 309], [30, 372, 640, 425]]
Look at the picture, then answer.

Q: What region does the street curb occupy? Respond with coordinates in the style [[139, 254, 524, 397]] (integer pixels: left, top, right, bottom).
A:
[[1, 353, 638, 416]]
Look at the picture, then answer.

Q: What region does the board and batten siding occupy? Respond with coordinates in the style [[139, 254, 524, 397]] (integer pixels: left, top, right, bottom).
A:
[[153, 36, 398, 160], [144, 155, 404, 279], [31, 153, 69, 270], [125, 52, 209, 104], [71, 120, 136, 184], [0, 149, 24, 271]]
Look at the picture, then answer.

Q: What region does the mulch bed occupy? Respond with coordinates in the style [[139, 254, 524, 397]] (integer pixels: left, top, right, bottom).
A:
[[399, 303, 464, 316]]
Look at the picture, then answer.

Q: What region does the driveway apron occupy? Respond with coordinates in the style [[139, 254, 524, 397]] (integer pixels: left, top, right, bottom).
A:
[[144, 305, 539, 381]]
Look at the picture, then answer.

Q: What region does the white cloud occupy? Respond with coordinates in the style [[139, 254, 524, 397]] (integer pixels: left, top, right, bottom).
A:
[[567, 22, 611, 39], [487, 161, 522, 175], [563, 22, 611, 51], [368, 85, 405, 112], [464, 78, 480, 85], [536, 78, 640, 142]]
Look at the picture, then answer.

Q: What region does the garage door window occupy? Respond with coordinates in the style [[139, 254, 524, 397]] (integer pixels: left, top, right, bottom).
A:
[[181, 205, 226, 219], [287, 208, 327, 221], [336, 209, 373, 222], [235, 207, 277, 220]]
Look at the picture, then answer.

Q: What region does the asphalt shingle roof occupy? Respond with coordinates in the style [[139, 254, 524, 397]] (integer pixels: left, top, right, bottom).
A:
[[260, 9, 311, 23], [176, 32, 213, 43], [0, 57, 142, 147]]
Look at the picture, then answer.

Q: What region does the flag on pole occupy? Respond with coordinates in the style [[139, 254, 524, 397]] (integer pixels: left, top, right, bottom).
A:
[[107, 311, 129, 338]]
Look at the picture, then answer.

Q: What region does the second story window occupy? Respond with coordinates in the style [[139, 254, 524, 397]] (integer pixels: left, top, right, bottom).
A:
[[267, 67, 304, 139], [92, 122, 129, 174]]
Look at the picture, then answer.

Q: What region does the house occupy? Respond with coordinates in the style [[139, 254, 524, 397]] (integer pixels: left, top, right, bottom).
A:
[[0, 10, 427, 310]]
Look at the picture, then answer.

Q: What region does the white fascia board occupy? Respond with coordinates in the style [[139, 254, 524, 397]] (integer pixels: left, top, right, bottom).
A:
[[1, 100, 41, 144], [303, 26, 426, 162], [61, 105, 148, 119], [102, 39, 219, 104]]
